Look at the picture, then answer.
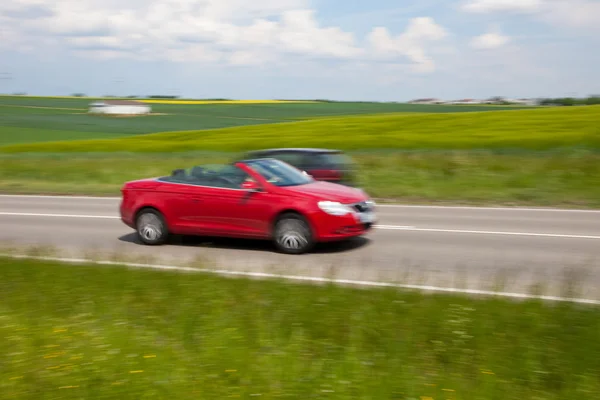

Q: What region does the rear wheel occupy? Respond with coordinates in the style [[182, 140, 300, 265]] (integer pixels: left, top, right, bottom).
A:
[[136, 208, 169, 245], [273, 213, 314, 254]]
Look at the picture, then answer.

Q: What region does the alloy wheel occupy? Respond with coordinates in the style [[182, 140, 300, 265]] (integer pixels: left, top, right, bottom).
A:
[[136, 211, 167, 245], [275, 216, 312, 254]]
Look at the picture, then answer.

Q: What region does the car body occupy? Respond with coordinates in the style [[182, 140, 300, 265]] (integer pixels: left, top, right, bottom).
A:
[[239, 148, 358, 187], [120, 158, 376, 254]]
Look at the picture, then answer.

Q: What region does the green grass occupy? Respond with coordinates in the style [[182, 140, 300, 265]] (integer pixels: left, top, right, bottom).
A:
[[1, 151, 598, 207], [2, 106, 597, 152], [1, 257, 599, 399], [0, 127, 128, 145]]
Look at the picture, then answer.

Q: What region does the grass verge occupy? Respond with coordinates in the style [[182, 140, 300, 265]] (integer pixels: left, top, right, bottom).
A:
[[1, 150, 598, 207], [1, 256, 599, 399]]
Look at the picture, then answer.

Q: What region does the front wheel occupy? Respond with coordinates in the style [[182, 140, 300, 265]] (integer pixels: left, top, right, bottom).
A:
[[136, 208, 169, 245], [273, 213, 314, 254]]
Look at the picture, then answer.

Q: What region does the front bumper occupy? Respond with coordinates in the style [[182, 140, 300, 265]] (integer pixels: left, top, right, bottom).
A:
[[312, 206, 377, 242]]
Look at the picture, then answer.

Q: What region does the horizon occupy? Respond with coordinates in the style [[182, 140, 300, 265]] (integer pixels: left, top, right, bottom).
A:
[[1, 94, 594, 103]]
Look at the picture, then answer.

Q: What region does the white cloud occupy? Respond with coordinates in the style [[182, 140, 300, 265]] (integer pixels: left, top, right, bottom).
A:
[[277, 10, 362, 58], [0, 0, 449, 72], [461, 0, 543, 13], [367, 17, 448, 73], [470, 30, 510, 49]]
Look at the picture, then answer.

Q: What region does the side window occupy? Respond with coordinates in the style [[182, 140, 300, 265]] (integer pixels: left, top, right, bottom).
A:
[[158, 169, 199, 185], [159, 165, 251, 189], [272, 153, 305, 169], [208, 165, 252, 189], [303, 154, 331, 169]]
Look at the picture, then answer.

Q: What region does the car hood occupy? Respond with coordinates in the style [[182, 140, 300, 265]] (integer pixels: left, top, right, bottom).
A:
[[282, 181, 368, 203]]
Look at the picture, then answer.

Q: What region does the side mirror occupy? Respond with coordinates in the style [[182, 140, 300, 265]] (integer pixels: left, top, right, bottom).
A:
[[241, 180, 261, 191]]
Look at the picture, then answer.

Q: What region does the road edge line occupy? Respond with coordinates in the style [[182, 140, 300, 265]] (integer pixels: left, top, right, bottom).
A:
[[2, 253, 599, 305]]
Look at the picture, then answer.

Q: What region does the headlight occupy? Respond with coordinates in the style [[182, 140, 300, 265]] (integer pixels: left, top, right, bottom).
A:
[[318, 201, 353, 216], [366, 199, 376, 208]]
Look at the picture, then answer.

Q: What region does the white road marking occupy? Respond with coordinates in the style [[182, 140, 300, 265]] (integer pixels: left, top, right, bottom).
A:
[[375, 204, 600, 213], [3, 253, 599, 305], [1, 194, 599, 213], [0, 194, 120, 200], [376, 225, 600, 240], [1, 211, 598, 240], [0, 212, 120, 219]]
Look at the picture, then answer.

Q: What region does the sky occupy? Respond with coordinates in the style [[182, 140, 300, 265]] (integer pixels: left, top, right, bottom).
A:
[[1, 0, 599, 101]]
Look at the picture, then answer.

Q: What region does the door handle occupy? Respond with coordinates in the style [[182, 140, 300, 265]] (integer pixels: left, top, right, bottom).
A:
[[191, 197, 202, 203]]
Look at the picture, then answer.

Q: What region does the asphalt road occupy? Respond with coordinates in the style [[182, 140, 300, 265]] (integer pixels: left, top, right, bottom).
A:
[[1, 194, 600, 298]]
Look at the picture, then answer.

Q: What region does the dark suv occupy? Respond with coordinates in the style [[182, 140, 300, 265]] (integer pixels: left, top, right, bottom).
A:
[[239, 148, 358, 187]]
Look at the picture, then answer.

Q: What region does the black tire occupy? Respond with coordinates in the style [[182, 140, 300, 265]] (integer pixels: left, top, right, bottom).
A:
[[273, 212, 314, 254], [135, 208, 169, 245]]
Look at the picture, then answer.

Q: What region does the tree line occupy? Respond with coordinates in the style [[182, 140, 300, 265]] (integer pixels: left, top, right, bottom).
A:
[[538, 96, 600, 106]]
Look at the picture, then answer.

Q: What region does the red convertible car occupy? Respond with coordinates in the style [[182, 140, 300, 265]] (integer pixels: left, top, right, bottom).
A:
[[120, 158, 376, 254]]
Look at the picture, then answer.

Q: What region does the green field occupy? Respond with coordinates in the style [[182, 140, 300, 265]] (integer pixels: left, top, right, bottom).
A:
[[0, 95, 534, 146], [2, 106, 596, 153], [0, 97, 598, 207], [1, 256, 599, 399], [0, 102, 286, 145]]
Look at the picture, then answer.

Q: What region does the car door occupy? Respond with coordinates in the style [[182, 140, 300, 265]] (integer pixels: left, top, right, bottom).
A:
[[153, 167, 245, 235], [196, 187, 275, 238], [184, 166, 275, 238]]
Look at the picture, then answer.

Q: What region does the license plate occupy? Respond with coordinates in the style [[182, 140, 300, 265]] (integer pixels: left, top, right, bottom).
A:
[[359, 211, 375, 223]]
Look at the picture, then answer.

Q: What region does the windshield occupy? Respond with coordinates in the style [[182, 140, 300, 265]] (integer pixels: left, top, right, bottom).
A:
[[246, 158, 313, 187]]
